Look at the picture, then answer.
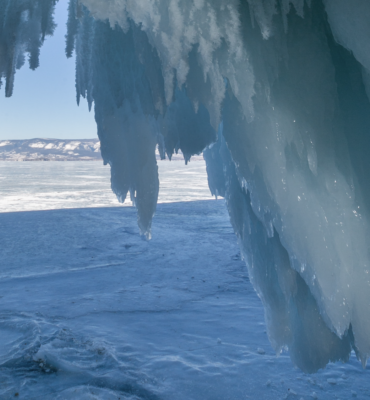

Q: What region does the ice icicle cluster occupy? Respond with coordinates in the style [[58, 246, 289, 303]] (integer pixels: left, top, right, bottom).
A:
[[205, 0, 370, 372], [65, 0, 218, 237], [204, 129, 354, 374], [75, 0, 370, 371], [0, 0, 57, 97], [3, 0, 370, 373], [79, 0, 255, 129]]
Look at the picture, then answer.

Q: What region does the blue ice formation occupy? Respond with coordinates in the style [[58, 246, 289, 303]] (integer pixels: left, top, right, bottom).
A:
[[0, 0, 57, 97], [3, 0, 370, 373]]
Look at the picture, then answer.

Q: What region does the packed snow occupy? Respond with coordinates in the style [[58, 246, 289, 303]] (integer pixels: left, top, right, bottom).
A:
[[1, 201, 369, 399]]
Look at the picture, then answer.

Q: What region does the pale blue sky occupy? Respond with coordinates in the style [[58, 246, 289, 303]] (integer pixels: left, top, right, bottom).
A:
[[0, 1, 96, 140]]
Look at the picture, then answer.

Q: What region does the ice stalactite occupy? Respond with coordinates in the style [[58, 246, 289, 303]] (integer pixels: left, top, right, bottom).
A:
[[205, 128, 353, 374], [66, 1, 217, 237], [73, 0, 370, 371], [66, 5, 162, 238], [206, 0, 370, 372], [0, 0, 57, 97]]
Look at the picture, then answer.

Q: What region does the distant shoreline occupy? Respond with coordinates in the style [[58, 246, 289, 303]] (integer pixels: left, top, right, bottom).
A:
[[0, 159, 103, 162], [0, 158, 204, 162], [0, 139, 203, 162]]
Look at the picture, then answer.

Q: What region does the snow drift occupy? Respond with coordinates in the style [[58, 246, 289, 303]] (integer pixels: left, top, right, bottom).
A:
[[2, 0, 370, 373]]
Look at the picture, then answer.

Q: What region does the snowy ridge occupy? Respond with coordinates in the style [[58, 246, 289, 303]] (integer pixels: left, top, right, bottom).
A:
[[1, 203, 368, 399], [0, 139, 199, 162], [0, 139, 101, 161]]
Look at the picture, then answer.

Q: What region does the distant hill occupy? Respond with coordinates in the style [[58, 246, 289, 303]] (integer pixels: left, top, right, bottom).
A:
[[0, 139, 102, 161], [0, 139, 203, 161]]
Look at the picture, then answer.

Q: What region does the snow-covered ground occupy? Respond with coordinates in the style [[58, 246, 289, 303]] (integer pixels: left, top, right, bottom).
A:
[[0, 162, 369, 399]]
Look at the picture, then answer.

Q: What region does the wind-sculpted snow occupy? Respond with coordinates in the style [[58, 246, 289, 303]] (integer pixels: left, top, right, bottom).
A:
[[3, 0, 370, 374], [0, 0, 57, 97]]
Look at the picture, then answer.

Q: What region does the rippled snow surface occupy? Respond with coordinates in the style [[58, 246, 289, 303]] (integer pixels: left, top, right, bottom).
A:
[[0, 163, 369, 399]]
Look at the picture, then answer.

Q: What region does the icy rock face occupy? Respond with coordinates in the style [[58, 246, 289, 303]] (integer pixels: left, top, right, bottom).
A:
[[0, 0, 57, 97]]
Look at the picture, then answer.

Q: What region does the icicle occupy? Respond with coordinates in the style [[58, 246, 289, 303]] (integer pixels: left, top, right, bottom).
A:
[[0, 0, 57, 97]]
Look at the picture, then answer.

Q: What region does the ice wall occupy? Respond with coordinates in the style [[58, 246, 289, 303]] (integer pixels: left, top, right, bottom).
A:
[[0, 0, 57, 97], [205, 129, 354, 373], [71, 0, 370, 372], [3, 0, 370, 373]]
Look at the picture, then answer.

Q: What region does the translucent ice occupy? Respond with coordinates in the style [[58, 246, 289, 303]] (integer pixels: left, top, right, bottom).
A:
[[76, 0, 370, 371]]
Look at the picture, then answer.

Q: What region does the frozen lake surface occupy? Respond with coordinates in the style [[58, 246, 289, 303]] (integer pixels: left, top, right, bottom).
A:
[[0, 162, 369, 399], [0, 160, 212, 212]]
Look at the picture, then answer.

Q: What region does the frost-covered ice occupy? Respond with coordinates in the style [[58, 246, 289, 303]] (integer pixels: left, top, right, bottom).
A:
[[1, 202, 369, 399], [0, 160, 212, 212], [2, 0, 370, 374]]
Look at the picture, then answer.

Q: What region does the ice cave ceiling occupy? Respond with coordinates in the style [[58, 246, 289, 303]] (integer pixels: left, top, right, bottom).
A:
[[1, 0, 370, 373]]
